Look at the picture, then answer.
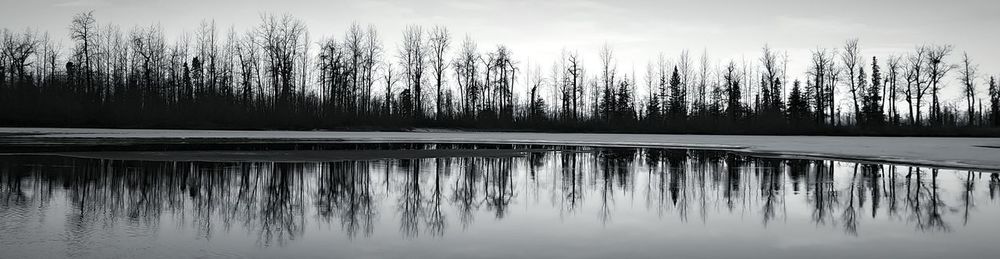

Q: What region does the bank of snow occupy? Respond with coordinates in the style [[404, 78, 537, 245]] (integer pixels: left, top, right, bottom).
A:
[[1, 127, 999, 171]]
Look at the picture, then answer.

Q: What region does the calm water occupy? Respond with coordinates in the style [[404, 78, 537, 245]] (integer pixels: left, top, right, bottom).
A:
[[1, 144, 999, 259]]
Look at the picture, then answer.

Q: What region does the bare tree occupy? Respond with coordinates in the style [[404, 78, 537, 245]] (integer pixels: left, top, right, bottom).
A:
[[196, 20, 219, 95], [486, 45, 517, 117], [644, 59, 659, 119], [825, 51, 841, 126], [885, 55, 903, 124], [598, 43, 616, 119], [346, 23, 364, 113], [841, 39, 862, 122], [256, 13, 307, 110], [429, 26, 451, 118], [958, 52, 978, 125], [362, 25, 382, 115], [1, 29, 39, 84], [30, 32, 57, 87], [696, 49, 711, 113], [235, 30, 260, 105], [809, 48, 832, 124], [70, 11, 98, 92], [551, 51, 565, 119], [760, 44, 782, 112], [567, 51, 583, 120], [382, 62, 397, 115], [904, 46, 929, 125], [298, 30, 310, 101], [925, 44, 955, 125], [129, 24, 169, 101], [527, 63, 545, 120], [453, 36, 478, 117], [678, 50, 692, 115], [657, 53, 669, 118], [399, 25, 426, 117]]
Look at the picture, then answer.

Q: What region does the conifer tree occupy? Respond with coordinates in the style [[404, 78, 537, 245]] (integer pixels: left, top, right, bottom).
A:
[[864, 57, 884, 125], [990, 76, 999, 126], [787, 80, 810, 123], [616, 76, 634, 120], [724, 62, 742, 120], [668, 66, 686, 119]]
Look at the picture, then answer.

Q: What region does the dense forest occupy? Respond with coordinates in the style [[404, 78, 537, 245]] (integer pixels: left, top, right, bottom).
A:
[[1, 12, 999, 135]]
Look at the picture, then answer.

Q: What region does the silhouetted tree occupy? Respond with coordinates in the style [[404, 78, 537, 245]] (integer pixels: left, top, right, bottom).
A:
[[566, 51, 583, 120], [904, 47, 930, 126], [644, 61, 661, 121], [885, 55, 903, 125], [429, 26, 450, 118], [926, 44, 955, 125], [787, 80, 810, 123], [400, 25, 426, 118], [668, 66, 686, 120], [257, 13, 307, 112], [1, 29, 39, 85], [842, 39, 862, 124], [862, 56, 884, 126], [69, 11, 98, 94], [759, 45, 783, 115], [453, 36, 479, 118], [959, 52, 978, 125], [724, 61, 743, 120], [598, 44, 616, 121], [990, 76, 999, 126], [0, 13, 998, 135], [528, 73, 547, 121], [615, 75, 635, 121]]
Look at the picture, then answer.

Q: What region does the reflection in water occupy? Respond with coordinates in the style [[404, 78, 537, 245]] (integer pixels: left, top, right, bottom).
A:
[[1, 146, 999, 257]]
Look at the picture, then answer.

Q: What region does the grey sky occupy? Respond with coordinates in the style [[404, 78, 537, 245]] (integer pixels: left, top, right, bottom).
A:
[[2, 0, 998, 102]]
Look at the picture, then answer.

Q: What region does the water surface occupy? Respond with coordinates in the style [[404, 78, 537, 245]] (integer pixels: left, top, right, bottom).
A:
[[1, 144, 998, 258]]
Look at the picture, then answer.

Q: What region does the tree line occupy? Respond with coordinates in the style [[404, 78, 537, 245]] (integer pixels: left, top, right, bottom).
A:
[[1, 12, 999, 135]]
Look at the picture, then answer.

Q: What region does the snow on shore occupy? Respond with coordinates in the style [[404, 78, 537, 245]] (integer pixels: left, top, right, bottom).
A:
[[2, 127, 999, 171]]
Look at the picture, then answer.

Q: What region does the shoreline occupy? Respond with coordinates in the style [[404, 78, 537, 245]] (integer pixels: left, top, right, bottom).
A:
[[2, 127, 999, 171]]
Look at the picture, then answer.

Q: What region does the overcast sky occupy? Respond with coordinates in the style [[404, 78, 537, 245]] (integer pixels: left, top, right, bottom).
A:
[[2, 0, 998, 102]]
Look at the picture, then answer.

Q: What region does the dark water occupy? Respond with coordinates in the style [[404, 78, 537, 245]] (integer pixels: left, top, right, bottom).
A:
[[1, 144, 999, 259]]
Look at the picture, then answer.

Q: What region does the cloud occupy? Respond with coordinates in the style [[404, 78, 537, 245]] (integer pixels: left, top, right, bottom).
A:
[[775, 15, 869, 34], [52, 0, 160, 8], [52, 0, 111, 7]]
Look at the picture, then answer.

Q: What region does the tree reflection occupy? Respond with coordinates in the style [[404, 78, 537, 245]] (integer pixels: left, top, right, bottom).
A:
[[396, 159, 422, 238], [0, 146, 996, 244], [450, 157, 480, 229], [990, 173, 1000, 200], [314, 161, 378, 239], [558, 150, 584, 215]]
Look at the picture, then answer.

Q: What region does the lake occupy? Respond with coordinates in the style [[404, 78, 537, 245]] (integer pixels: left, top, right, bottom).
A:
[[1, 143, 998, 258]]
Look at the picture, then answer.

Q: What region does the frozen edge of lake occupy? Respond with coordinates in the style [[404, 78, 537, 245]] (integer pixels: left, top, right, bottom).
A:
[[2, 127, 999, 172]]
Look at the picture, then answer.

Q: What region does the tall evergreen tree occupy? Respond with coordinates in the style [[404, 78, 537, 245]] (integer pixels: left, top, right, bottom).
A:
[[600, 77, 616, 120], [856, 65, 868, 125], [724, 62, 742, 119], [787, 80, 810, 123], [646, 95, 661, 121], [990, 76, 999, 126], [863, 57, 884, 125], [668, 66, 686, 120], [528, 84, 546, 120], [616, 76, 634, 120]]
